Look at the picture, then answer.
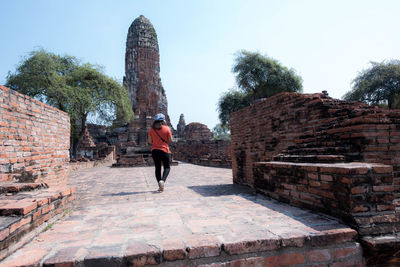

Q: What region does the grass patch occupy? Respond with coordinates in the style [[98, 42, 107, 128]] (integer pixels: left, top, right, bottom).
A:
[[42, 223, 54, 233]]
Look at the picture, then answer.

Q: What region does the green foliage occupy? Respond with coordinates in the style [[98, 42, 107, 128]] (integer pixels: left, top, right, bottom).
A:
[[217, 89, 251, 127], [343, 60, 400, 109], [217, 50, 303, 127], [6, 49, 134, 156], [233, 50, 303, 99], [213, 123, 230, 141], [6, 50, 77, 111]]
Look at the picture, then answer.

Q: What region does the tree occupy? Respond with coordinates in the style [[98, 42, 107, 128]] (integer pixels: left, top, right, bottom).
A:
[[217, 51, 303, 127], [233, 50, 303, 100], [6, 49, 134, 156], [343, 60, 400, 109], [213, 123, 230, 141], [217, 89, 251, 127]]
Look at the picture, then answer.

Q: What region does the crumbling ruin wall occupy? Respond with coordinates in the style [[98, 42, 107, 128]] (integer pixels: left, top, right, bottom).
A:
[[170, 140, 231, 168], [230, 92, 400, 265], [170, 121, 231, 168], [183, 122, 214, 141], [230, 92, 400, 190], [0, 85, 70, 186]]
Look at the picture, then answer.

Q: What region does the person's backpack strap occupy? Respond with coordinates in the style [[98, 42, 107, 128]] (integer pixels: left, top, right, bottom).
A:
[[154, 129, 168, 144]]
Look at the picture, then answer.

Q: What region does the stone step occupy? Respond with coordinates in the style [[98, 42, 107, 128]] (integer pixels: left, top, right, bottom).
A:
[[0, 182, 48, 196], [286, 146, 351, 155], [0, 186, 76, 261], [361, 235, 400, 266], [273, 154, 345, 163]]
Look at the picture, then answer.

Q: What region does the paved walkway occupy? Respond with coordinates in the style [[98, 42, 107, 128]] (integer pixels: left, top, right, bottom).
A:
[[1, 163, 356, 266]]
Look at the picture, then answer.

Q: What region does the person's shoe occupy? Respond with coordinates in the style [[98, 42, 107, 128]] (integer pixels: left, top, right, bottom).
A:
[[158, 180, 164, 192]]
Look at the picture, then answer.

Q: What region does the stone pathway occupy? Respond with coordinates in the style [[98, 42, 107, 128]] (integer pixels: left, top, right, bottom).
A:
[[0, 163, 359, 266]]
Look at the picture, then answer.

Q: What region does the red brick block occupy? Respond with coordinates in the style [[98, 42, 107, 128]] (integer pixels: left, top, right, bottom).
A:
[[185, 235, 220, 259], [125, 241, 161, 265], [41, 203, 54, 215], [37, 197, 49, 207], [0, 247, 49, 266], [42, 247, 85, 267], [377, 204, 395, 211], [351, 205, 369, 213], [10, 216, 32, 233], [162, 238, 186, 261], [372, 185, 394, 192], [334, 246, 359, 259], [265, 253, 304, 266], [330, 258, 364, 267], [306, 249, 332, 262], [308, 173, 319, 180], [198, 263, 228, 267], [60, 188, 72, 197], [0, 228, 10, 242], [34, 213, 52, 227], [230, 257, 263, 267], [351, 186, 367, 194], [320, 174, 333, 182], [32, 209, 42, 221], [0, 200, 38, 215], [310, 227, 357, 246], [224, 235, 280, 255]]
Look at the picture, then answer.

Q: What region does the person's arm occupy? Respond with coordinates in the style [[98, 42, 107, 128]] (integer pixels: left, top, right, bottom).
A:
[[148, 132, 153, 144], [167, 128, 173, 143]]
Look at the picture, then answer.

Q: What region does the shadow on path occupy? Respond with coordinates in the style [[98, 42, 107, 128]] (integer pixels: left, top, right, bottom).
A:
[[102, 190, 159, 196], [188, 183, 254, 196]]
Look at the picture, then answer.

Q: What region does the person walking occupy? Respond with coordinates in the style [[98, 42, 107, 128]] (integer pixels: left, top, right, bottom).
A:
[[148, 113, 172, 192]]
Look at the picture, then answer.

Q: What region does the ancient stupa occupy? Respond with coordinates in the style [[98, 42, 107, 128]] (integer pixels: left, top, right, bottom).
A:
[[123, 15, 172, 147], [113, 15, 174, 166]]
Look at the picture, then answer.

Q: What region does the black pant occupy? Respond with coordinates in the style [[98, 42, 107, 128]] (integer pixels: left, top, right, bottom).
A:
[[151, 149, 171, 182]]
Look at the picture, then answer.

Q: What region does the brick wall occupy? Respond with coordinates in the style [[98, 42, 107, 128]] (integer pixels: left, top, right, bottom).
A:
[[253, 161, 397, 237], [198, 242, 364, 267], [230, 92, 400, 189], [170, 140, 231, 168], [0, 85, 70, 186]]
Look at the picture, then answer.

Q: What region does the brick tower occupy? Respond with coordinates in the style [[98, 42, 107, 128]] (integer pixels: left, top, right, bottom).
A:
[[123, 15, 171, 146]]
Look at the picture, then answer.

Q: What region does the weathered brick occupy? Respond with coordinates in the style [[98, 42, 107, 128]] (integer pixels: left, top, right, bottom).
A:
[[0, 200, 38, 215], [334, 245, 359, 259], [351, 186, 367, 194], [0, 228, 10, 242], [330, 258, 364, 267], [10, 216, 32, 233], [0, 247, 49, 266], [223, 234, 280, 255], [43, 246, 86, 267], [124, 241, 161, 265], [185, 235, 220, 259], [372, 185, 394, 192], [229, 257, 263, 267], [265, 253, 304, 266], [162, 238, 186, 261], [306, 249, 332, 262]]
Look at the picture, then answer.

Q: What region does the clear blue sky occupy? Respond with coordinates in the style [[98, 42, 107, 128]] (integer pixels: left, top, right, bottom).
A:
[[1, 0, 400, 129]]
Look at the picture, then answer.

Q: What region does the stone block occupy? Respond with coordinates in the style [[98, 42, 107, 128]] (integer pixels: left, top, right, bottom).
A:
[[185, 234, 220, 259], [124, 241, 161, 265], [162, 238, 186, 261], [265, 252, 305, 266]]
